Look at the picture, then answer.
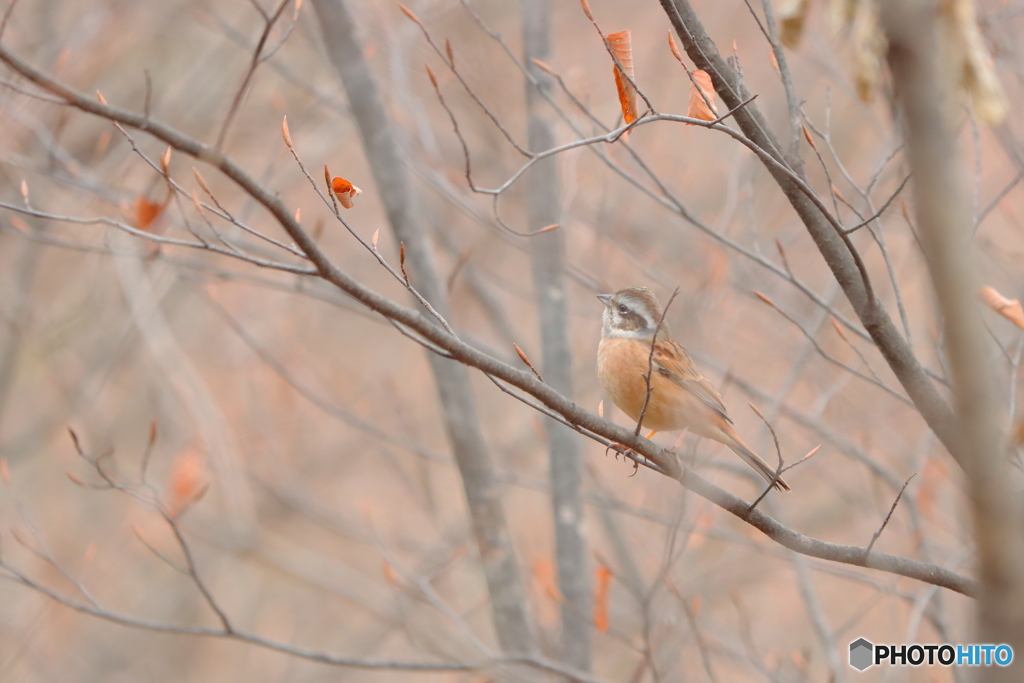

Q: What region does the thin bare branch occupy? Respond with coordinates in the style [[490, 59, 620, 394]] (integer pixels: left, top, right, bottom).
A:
[[865, 474, 916, 557]]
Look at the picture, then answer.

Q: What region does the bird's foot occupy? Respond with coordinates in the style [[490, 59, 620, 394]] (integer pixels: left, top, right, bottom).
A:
[[605, 442, 642, 476]]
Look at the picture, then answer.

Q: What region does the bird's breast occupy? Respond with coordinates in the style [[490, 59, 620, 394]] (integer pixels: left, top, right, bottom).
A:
[[598, 337, 685, 431]]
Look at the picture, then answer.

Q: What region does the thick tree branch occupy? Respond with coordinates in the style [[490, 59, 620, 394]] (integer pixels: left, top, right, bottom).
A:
[[658, 0, 962, 465]]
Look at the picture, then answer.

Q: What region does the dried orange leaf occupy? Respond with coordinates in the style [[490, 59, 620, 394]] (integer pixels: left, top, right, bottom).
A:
[[594, 564, 613, 632], [425, 64, 438, 89], [161, 146, 172, 174], [445, 38, 454, 65], [96, 90, 107, 105], [331, 176, 362, 209], [383, 560, 398, 585], [134, 197, 166, 231], [918, 455, 946, 519], [294, 207, 301, 224], [371, 229, 379, 248], [690, 506, 715, 546], [979, 286, 1024, 329], [165, 448, 209, 519], [533, 555, 561, 601], [330, 175, 353, 195], [686, 70, 718, 122], [691, 593, 702, 616], [597, 399, 604, 418], [607, 31, 639, 125]]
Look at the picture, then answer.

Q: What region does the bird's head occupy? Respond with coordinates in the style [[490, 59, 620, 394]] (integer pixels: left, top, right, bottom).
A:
[[597, 286, 667, 340]]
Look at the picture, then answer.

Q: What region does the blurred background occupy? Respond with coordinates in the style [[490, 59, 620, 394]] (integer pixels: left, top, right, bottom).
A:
[[1, 0, 1023, 680]]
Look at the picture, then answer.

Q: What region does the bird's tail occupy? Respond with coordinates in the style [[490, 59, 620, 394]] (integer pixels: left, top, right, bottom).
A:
[[727, 434, 791, 493]]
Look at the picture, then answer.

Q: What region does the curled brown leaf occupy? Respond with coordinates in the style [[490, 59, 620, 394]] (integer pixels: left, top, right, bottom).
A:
[[979, 285, 1024, 329]]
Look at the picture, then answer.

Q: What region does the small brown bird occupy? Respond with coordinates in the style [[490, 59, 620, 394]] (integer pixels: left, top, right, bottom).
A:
[[597, 286, 790, 491]]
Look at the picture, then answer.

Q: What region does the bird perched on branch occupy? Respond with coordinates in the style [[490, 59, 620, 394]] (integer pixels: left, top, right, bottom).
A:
[[596, 286, 790, 492]]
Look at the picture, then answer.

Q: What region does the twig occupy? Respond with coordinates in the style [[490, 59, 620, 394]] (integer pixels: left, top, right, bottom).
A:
[[0, 0, 18, 39], [745, 402, 784, 511], [865, 474, 916, 556], [400, 4, 531, 157], [753, 291, 905, 401], [665, 577, 719, 683], [215, 0, 294, 149], [0, 562, 478, 671], [0, 200, 313, 274], [635, 287, 680, 436], [974, 168, 1023, 235], [842, 174, 912, 234]]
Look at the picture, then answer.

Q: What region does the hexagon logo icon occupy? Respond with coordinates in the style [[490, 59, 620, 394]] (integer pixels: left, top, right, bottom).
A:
[[850, 638, 874, 671]]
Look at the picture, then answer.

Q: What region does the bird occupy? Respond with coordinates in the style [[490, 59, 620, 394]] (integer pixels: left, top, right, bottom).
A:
[[596, 285, 790, 492]]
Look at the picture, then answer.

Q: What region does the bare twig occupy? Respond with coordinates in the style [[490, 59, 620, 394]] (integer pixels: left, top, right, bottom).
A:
[[865, 474, 916, 556], [400, 4, 531, 157], [753, 291, 903, 400], [0, 0, 18, 39], [215, 0, 294, 149], [842, 174, 912, 234], [636, 288, 680, 436]]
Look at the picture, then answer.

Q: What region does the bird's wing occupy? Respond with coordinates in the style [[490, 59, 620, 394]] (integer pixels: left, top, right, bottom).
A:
[[652, 339, 734, 424]]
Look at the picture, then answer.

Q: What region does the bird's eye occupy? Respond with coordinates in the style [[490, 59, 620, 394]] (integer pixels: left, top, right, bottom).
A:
[[618, 304, 628, 314]]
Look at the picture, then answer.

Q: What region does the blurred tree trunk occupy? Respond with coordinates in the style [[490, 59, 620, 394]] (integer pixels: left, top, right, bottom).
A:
[[522, 0, 592, 670], [310, 0, 534, 655], [881, 2, 1024, 677]]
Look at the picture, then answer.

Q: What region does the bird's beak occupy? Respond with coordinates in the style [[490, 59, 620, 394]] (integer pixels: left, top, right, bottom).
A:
[[597, 294, 613, 308]]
